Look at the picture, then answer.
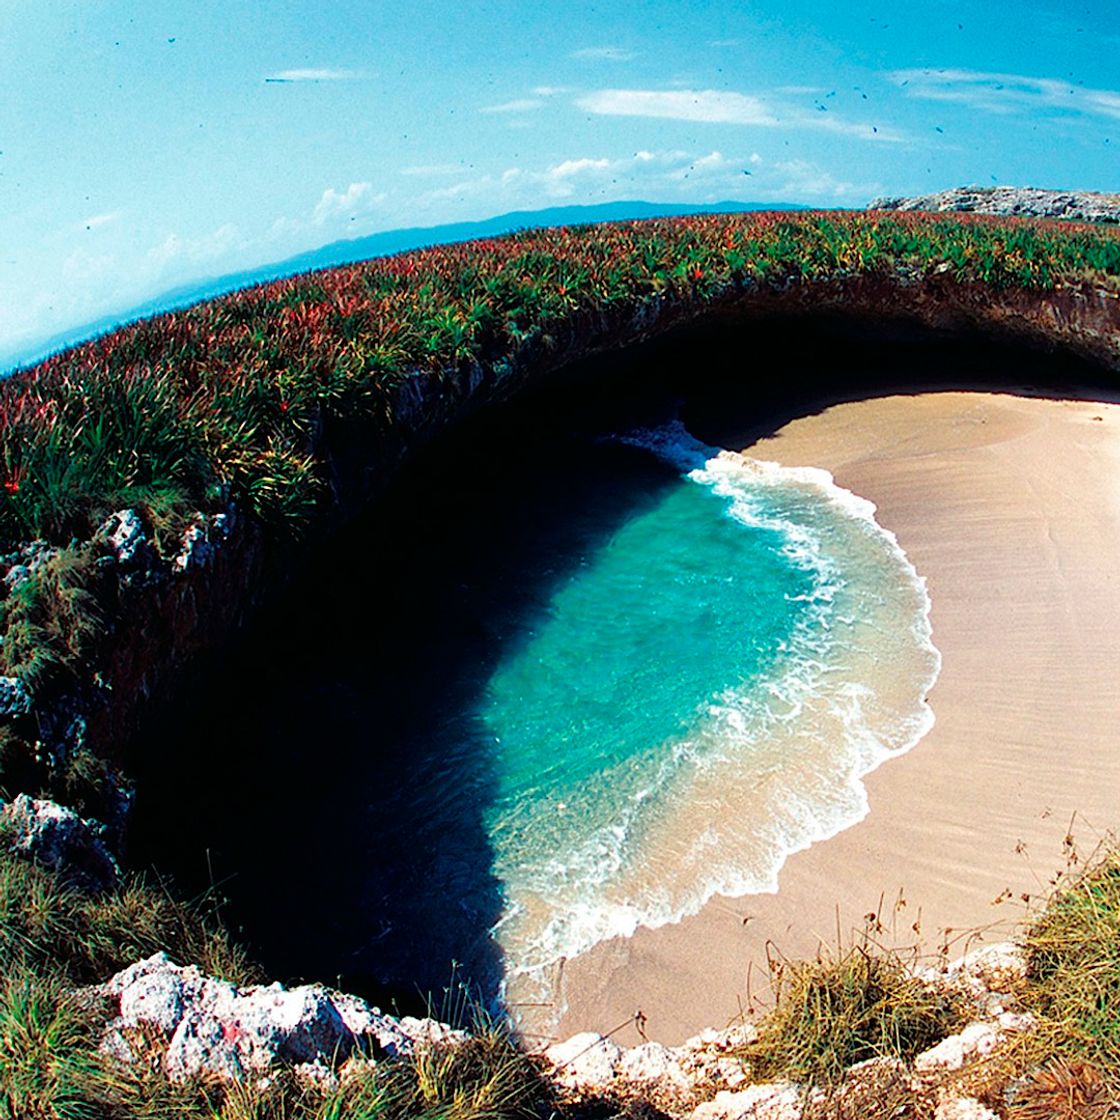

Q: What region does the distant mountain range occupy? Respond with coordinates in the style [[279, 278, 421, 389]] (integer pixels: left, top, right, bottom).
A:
[[2, 199, 804, 376]]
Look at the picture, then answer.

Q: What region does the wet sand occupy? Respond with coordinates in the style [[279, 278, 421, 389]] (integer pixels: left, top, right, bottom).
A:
[[537, 389, 1120, 1047]]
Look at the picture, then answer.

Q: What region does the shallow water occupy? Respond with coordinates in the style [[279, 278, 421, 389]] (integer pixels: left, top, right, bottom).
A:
[[480, 422, 939, 1008]]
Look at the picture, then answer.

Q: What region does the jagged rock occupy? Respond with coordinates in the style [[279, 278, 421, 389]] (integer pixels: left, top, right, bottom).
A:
[[675, 1026, 754, 1094], [914, 941, 1028, 1020], [396, 1015, 467, 1051], [915, 1021, 999, 1072], [1, 794, 120, 892], [165, 983, 352, 1080], [545, 1032, 623, 1092], [619, 1042, 691, 1089], [98, 509, 155, 573], [117, 955, 191, 1032], [292, 1058, 340, 1091], [1, 539, 56, 592], [949, 941, 1026, 994], [34, 692, 89, 769], [996, 1010, 1035, 1034], [0, 675, 32, 718], [933, 1098, 1001, 1120], [688, 1083, 806, 1120], [98, 952, 461, 1082], [868, 185, 1120, 224], [829, 1056, 928, 1113], [174, 509, 235, 574], [543, 1022, 758, 1112]]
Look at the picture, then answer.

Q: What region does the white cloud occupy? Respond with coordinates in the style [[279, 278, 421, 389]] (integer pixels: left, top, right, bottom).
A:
[[571, 47, 637, 62], [312, 182, 387, 225], [577, 88, 903, 141], [481, 99, 543, 113], [579, 89, 778, 126], [890, 68, 1120, 122], [532, 85, 570, 96], [76, 211, 122, 232], [148, 223, 242, 267], [62, 247, 116, 285], [416, 146, 853, 211], [664, 150, 735, 181], [548, 157, 613, 180], [772, 159, 867, 199], [400, 163, 467, 177], [264, 68, 362, 82]]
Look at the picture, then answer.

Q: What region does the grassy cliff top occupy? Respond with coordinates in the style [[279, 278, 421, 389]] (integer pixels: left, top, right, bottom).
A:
[[0, 209, 1119, 805], [3, 210, 1119, 553]]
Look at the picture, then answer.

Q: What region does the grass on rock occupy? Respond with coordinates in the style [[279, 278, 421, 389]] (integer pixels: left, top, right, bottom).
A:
[[737, 943, 962, 1087], [1016, 845, 1120, 1104], [2, 836, 1120, 1116], [0, 840, 554, 1120]]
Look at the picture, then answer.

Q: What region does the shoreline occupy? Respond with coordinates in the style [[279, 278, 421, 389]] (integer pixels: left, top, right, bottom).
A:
[[528, 387, 1120, 1047]]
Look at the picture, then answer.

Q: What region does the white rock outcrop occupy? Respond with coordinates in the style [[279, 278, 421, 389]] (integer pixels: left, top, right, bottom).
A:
[[689, 1083, 805, 1120], [96, 952, 463, 1082], [0, 675, 33, 718], [868, 185, 1120, 224], [99, 509, 153, 569], [544, 1032, 624, 1092], [933, 1098, 1001, 1120], [542, 1021, 757, 1114], [540, 941, 1035, 1117]]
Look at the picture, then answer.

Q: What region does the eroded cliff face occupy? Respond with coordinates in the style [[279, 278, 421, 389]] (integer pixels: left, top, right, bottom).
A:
[[12, 271, 1120, 806]]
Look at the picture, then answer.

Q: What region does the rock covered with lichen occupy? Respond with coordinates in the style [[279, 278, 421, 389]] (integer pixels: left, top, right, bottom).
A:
[[0, 793, 120, 892]]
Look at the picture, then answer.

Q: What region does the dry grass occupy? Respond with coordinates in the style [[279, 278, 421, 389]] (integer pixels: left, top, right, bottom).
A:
[[1015, 845, 1120, 1108], [736, 943, 962, 1088], [1006, 1057, 1116, 1119]]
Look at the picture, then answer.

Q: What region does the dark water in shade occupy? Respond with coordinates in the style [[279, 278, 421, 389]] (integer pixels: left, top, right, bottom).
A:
[[129, 406, 694, 1010]]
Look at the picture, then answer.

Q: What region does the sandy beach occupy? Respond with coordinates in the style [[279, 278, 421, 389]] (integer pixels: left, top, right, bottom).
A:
[[535, 388, 1120, 1047]]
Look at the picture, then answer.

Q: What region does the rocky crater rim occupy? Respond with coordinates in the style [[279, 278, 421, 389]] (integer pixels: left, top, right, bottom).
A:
[[0, 793, 1052, 1118]]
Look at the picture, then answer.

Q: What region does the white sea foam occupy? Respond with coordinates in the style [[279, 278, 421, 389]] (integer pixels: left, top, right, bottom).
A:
[[496, 420, 941, 1014]]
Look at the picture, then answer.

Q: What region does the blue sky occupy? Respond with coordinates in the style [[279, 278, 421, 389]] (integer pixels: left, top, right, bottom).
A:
[[2, 0, 1117, 367]]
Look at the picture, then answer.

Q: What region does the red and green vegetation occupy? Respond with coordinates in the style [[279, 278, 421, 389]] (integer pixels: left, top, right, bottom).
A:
[[0, 210, 1119, 797], [3, 211, 1119, 551]]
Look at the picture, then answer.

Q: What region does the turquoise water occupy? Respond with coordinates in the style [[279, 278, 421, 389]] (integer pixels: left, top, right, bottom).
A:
[[481, 422, 940, 1000]]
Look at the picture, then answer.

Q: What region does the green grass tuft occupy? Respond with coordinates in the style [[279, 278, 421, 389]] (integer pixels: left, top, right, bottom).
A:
[[0, 544, 108, 693], [0, 965, 105, 1120], [1020, 846, 1120, 1095], [0, 844, 254, 987], [738, 944, 962, 1087], [0, 842, 551, 1120]]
